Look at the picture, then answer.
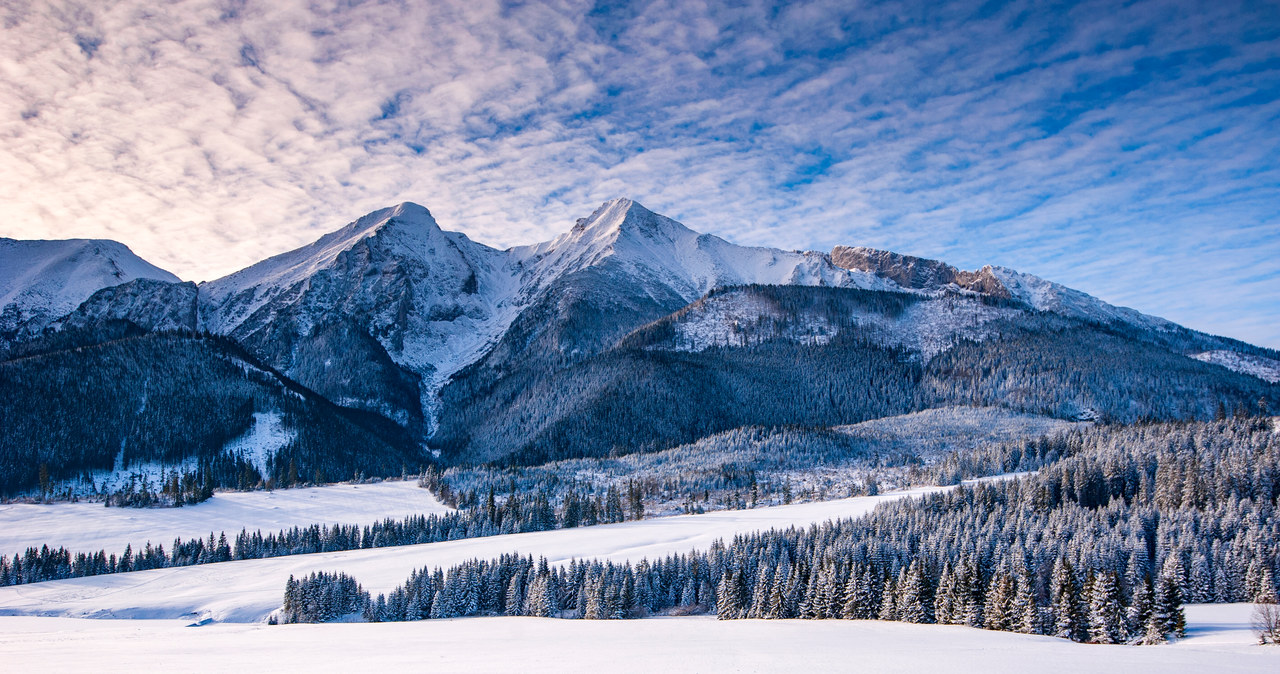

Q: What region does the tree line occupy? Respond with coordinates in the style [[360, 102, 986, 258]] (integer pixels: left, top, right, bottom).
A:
[[0, 478, 647, 587]]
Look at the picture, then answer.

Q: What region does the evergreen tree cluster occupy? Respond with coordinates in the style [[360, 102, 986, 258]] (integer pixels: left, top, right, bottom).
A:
[[315, 418, 1279, 644], [438, 411, 1073, 519], [280, 571, 369, 624], [101, 466, 215, 508]]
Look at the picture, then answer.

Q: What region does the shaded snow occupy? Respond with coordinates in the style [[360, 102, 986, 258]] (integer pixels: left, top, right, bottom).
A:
[[0, 606, 1272, 673], [1191, 350, 1280, 384], [0, 479, 452, 556]]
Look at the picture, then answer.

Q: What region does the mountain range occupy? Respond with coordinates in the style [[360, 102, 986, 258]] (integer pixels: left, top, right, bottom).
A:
[[2, 198, 1277, 494]]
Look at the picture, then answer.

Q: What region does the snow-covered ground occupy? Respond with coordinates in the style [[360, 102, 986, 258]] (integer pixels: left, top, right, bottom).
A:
[[0, 485, 953, 622], [1, 476, 1273, 672], [0, 479, 451, 556], [0, 605, 1273, 673]]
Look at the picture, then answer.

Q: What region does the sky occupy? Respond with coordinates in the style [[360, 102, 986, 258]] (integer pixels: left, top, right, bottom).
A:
[[1, 0, 1278, 348]]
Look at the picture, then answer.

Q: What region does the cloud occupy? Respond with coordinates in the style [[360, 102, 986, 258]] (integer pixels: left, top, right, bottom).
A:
[[0, 0, 1277, 348]]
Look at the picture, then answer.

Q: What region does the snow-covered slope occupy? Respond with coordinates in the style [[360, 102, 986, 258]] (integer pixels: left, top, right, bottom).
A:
[[987, 265, 1175, 331], [830, 244, 1176, 332], [1191, 350, 1280, 384], [0, 238, 179, 334], [0, 484, 954, 622], [199, 203, 519, 431]]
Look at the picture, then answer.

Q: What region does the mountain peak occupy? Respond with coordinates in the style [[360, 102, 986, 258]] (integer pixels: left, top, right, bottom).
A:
[[569, 198, 695, 245], [346, 201, 441, 241]]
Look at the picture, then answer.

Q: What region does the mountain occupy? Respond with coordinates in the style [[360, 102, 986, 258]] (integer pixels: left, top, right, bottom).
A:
[[3, 197, 1278, 489], [426, 200, 1278, 463], [199, 202, 514, 434], [0, 238, 180, 339]]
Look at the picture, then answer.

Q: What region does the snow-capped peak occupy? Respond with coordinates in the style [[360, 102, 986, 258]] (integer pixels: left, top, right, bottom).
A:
[[345, 201, 442, 241], [573, 198, 694, 242], [0, 237, 179, 334], [199, 201, 463, 331], [514, 198, 696, 282], [513, 198, 889, 303]]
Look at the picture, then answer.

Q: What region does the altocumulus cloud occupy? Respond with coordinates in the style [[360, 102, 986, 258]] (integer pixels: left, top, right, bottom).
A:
[[0, 0, 1278, 347]]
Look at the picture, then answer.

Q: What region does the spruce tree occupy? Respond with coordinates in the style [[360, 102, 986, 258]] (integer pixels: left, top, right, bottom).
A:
[[1154, 557, 1187, 639], [1050, 558, 1085, 642], [1087, 571, 1124, 644], [717, 570, 742, 620]]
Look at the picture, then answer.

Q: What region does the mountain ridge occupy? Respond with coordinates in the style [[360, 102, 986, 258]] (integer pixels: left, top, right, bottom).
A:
[[3, 198, 1278, 475], [0, 237, 180, 337]]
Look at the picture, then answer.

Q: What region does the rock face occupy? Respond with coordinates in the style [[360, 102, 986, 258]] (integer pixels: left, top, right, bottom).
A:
[[830, 246, 1010, 298], [51, 279, 199, 334]]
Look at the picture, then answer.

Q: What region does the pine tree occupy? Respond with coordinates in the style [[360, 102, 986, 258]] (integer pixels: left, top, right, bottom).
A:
[[984, 569, 1016, 631], [958, 559, 983, 627], [1127, 577, 1155, 642], [897, 559, 931, 624], [749, 565, 773, 619], [1013, 566, 1040, 634], [878, 572, 899, 621], [934, 562, 958, 625]]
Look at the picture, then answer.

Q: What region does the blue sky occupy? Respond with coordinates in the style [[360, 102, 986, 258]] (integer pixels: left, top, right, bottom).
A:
[[1, 0, 1278, 348]]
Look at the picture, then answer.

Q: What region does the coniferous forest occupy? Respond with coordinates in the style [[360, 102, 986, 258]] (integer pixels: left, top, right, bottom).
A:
[[270, 417, 1278, 647]]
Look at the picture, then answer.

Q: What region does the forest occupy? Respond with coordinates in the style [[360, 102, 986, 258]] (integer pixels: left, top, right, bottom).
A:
[[284, 417, 1280, 647]]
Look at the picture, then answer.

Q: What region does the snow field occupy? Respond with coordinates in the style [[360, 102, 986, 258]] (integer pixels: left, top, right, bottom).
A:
[[0, 479, 452, 556], [0, 605, 1274, 673], [0, 485, 952, 622]]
